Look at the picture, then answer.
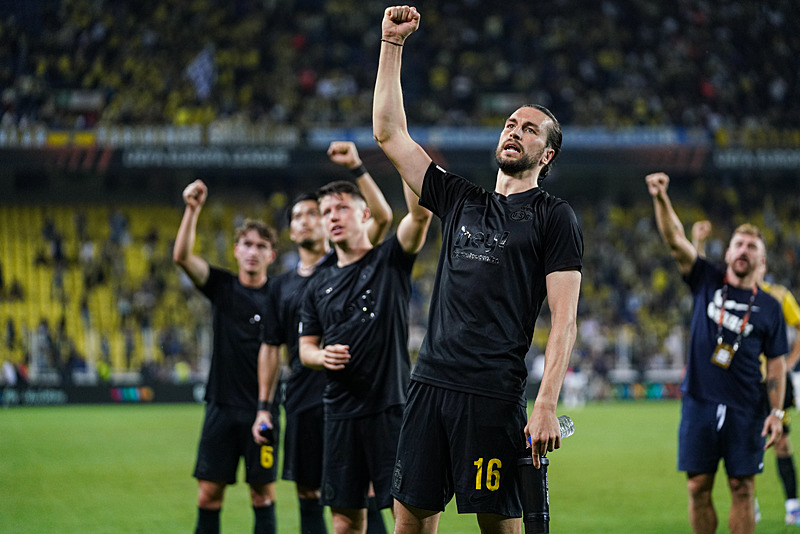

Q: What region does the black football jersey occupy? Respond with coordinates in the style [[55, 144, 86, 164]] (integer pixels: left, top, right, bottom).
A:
[[414, 163, 583, 405], [198, 266, 270, 409], [260, 252, 336, 415], [300, 236, 416, 419]]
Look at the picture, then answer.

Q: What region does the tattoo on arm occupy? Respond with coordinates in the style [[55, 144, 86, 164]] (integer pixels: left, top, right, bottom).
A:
[[767, 378, 779, 392]]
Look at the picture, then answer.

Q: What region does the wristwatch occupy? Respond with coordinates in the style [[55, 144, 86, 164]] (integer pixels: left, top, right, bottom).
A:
[[771, 408, 786, 422]]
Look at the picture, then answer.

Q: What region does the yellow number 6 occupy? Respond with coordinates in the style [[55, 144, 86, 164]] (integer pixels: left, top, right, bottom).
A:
[[260, 445, 274, 468]]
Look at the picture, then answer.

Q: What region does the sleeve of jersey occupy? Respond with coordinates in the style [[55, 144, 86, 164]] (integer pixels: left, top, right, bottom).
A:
[[197, 266, 223, 301], [259, 284, 283, 346], [419, 161, 482, 218], [782, 290, 800, 329], [388, 234, 417, 273], [764, 301, 790, 359], [297, 280, 323, 339], [684, 257, 710, 293], [544, 201, 584, 275]]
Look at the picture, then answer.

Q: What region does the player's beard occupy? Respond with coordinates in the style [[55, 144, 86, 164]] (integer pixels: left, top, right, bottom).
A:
[[730, 256, 754, 278], [298, 237, 318, 250], [495, 145, 544, 176]]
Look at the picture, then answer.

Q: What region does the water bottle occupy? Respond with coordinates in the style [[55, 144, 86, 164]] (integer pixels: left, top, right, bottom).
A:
[[518, 415, 575, 533], [557, 415, 574, 439]]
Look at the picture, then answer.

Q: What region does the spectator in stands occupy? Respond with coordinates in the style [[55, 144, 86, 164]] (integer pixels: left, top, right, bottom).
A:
[[174, 178, 280, 534], [2, 2, 799, 131]]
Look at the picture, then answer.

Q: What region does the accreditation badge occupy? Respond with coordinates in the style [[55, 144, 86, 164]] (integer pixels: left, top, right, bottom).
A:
[[711, 342, 735, 369]]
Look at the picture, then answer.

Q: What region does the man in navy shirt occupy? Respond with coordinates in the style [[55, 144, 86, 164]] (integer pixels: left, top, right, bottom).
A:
[[647, 171, 788, 534]]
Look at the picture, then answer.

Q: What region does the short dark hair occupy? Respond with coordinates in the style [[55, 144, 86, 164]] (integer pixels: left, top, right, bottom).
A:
[[284, 192, 319, 227], [526, 104, 562, 179], [234, 219, 278, 249], [316, 180, 366, 204]]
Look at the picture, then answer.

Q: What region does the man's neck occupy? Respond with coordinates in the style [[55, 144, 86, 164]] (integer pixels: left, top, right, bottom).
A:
[[495, 169, 540, 197], [334, 237, 373, 267], [297, 241, 330, 273], [726, 267, 758, 290], [239, 271, 267, 288]]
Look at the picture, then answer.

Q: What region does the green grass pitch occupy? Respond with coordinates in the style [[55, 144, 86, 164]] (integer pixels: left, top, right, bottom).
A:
[[2, 400, 797, 533]]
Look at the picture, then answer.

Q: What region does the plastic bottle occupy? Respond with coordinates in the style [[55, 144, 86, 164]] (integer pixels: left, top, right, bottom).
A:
[[557, 415, 574, 439]]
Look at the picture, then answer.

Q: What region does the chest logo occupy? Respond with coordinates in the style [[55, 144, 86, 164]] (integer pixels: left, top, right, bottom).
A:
[[510, 207, 534, 221]]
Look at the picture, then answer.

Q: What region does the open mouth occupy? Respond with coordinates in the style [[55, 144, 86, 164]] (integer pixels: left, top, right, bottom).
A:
[[502, 142, 521, 155]]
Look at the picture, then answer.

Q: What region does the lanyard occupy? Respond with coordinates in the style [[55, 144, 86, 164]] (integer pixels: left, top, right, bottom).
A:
[[715, 275, 758, 352]]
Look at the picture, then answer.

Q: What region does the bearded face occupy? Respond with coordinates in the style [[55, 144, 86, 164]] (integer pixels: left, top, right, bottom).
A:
[[495, 144, 544, 175], [725, 232, 766, 279]]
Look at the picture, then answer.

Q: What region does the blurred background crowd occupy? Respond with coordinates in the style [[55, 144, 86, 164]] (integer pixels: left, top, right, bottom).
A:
[[1, 0, 797, 136], [1, 0, 798, 401]]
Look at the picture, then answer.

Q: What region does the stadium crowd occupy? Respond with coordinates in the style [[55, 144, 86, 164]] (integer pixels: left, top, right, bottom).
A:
[[1, 0, 799, 399], [0, 0, 797, 137], [2, 176, 799, 401]]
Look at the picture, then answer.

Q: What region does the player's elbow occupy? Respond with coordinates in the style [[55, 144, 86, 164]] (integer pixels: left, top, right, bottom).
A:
[[373, 123, 406, 152], [373, 129, 392, 149]]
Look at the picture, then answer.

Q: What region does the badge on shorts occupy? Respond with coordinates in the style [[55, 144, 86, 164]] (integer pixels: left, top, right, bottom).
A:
[[711, 342, 735, 369]]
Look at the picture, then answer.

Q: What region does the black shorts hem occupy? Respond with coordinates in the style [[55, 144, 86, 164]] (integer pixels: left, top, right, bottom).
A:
[[392, 492, 445, 513]]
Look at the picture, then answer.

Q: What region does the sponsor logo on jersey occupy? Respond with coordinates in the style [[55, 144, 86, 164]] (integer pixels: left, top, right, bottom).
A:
[[706, 288, 757, 337], [452, 225, 509, 265]]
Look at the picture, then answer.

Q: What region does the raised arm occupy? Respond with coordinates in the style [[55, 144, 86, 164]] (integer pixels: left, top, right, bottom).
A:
[[373, 5, 431, 197], [525, 269, 581, 468], [691, 220, 712, 258], [645, 172, 697, 275], [173, 179, 211, 286], [251, 343, 281, 445], [396, 179, 432, 254], [327, 141, 393, 244]]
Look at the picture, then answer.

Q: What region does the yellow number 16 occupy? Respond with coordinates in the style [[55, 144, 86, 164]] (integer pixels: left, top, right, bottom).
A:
[[473, 458, 502, 491]]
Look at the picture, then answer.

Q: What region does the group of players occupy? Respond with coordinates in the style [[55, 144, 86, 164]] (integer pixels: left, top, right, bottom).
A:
[[174, 7, 582, 534], [172, 6, 797, 534]]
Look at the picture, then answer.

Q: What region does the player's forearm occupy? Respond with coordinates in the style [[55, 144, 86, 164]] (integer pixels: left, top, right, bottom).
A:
[[396, 180, 432, 254], [766, 356, 787, 411], [257, 344, 281, 403], [652, 194, 684, 248], [173, 206, 200, 264], [535, 319, 577, 411], [173, 207, 210, 285], [299, 339, 325, 370], [357, 172, 393, 244], [373, 42, 409, 149]]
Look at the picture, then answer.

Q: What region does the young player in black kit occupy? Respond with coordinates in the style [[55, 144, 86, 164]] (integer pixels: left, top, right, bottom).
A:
[[373, 6, 583, 534], [251, 141, 394, 534], [174, 179, 280, 534], [298, 172, 432, 533]]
